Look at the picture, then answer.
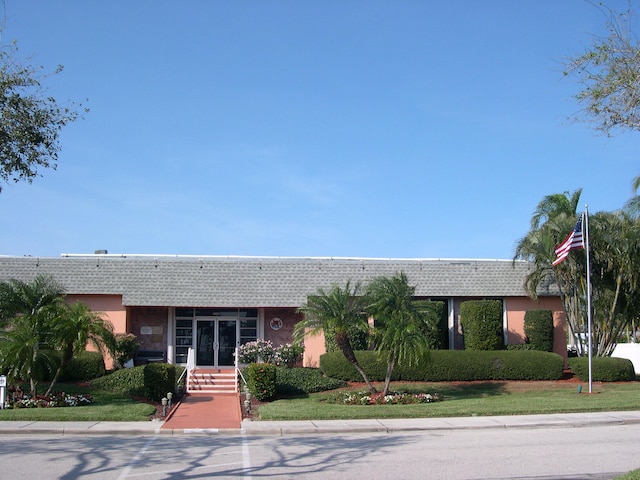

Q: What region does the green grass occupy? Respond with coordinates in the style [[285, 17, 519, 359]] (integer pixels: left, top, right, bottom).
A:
[[0, 383, 156, 421], [257, 380, 640, 421], [2, 379, 640, 423], [616, 469, 640, 480]]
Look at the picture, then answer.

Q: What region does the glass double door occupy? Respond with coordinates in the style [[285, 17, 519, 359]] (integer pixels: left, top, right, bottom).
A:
[[196, 319, 237, 367]]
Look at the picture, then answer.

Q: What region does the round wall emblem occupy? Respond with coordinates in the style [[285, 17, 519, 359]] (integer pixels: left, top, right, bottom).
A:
[[270, 317, 283, 331]]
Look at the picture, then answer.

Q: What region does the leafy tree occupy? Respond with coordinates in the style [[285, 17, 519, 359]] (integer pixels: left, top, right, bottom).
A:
[[365, 272, 437, 396], [0, 275, 66, 397], [0, 35, 86, 192], [563, 2, 640, 136], [294, 281, 376, 393]]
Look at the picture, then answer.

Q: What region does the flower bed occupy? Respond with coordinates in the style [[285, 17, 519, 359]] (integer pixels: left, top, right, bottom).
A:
[[7, 391, 94, 409], [340, 390, 443, 405]]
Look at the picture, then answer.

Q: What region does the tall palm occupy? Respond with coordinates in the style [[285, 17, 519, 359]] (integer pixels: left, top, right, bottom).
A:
[[0, 275, 65, 327], [0, 275, 66, 397], [294, 281, 376, 393], [529, 189, 582, 230], [366, 272, 434, 396], [514, 190, 586, 352], [45, 301, 116, 395]]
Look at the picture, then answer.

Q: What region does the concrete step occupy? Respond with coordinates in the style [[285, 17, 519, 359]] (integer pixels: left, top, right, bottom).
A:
[[187, 369, 237, 394]]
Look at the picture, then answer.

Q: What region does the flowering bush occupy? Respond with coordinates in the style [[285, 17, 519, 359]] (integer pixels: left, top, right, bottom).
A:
[[236, 340, 276, 364], [7, 391, 94, 409], [340, 390, 442, 405], [237, 340, 305, 367], [274, 342, 305, 368]]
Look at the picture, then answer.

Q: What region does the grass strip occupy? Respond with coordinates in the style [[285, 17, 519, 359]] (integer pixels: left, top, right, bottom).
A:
[[257, 381, 640, 421], [0, 384, 156, 421]]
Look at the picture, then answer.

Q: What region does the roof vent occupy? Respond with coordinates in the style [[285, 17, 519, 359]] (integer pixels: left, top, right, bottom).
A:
[[95, 249, 108, 255]]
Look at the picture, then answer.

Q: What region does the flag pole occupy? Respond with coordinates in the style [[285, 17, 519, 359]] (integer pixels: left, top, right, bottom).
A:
[[584, 206, 593, 393]]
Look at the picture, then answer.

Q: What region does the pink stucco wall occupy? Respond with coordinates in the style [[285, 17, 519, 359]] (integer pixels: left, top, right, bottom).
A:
[[303, 330, 326, 368], [66, 294, 127, 333], [504, 296, 567, 362], [66, 294, 126, 369]]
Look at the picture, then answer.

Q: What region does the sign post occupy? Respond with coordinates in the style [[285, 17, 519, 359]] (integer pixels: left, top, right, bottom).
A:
[[0, 375, 6, 409]]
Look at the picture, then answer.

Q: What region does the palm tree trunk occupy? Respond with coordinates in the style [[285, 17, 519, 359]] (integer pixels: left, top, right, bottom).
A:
[[335, 332, 377, 393], [45, 342, 74, 396], [382, 356, 396, 396]]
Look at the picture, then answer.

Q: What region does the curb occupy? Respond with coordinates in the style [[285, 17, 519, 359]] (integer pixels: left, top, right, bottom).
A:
[[1, 411, 639, 436]]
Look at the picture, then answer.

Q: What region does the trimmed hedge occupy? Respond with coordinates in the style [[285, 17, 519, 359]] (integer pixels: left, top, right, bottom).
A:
[[60, 351, 107, 382], [524, 310, 554, 352], [143, 363, 176, 401], [275, 367, 346, 395], [569, 356, 636, 382], [89, 366, 146, 396], [247, 363, 277, 400], [460, 300, 504, 350], [320, 349, 564, 381]]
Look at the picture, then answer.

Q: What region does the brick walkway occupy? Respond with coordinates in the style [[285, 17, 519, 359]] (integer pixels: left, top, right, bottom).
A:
[[161, 393, 242, 430]]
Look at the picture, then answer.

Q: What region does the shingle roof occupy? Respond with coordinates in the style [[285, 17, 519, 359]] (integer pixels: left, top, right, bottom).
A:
[[0, 255, 557, 307]]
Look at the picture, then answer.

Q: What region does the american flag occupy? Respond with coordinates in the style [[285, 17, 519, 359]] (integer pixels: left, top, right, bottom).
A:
[[552, 217, 584, 266]]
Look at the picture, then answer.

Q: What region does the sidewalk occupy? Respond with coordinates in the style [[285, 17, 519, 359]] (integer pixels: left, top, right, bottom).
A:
[[1, 410, 640, 436]]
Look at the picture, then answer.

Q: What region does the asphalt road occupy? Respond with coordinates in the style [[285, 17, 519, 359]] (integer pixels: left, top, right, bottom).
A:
[[2, 423, 640, 479]]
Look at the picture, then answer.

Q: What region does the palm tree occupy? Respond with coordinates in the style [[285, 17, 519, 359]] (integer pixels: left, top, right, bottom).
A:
[[0, 275, 66, 397], [529, 189, 583, 230], [514, 190, 586, 353], [44, 301, 116, 395], [294, 281, 376, 393], [588, 211, 640, 355], [365, 272, 435, 396]]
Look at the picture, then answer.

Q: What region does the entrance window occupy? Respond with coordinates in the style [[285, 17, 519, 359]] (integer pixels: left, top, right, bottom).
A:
[[173, 308, 259, 365]]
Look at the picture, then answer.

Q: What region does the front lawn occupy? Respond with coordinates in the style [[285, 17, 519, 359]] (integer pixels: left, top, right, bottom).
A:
[[0, 383, 156, 421], [256, 380, 640, 421]]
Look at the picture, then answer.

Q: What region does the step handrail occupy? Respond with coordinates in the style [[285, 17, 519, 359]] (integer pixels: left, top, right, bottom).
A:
[[182, 347, 195, 393], [235, 347, 247, 393]]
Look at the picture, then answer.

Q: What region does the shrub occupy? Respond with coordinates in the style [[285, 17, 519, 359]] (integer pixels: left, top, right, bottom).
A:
[[319, 350, 389, 381], [143, 363, 176, 401], [237, 340, 276, 364], [275, 367, 346, 395], [424, 300, 448, 349], [60, 351, 106, 382], [113, 333, 140, 368], [324, 325, 369, 353], [275, 343, 305, 367], [247, 363, 277, 401], [569, 356, 636, 382], [524, 310, 554, 352], [460, 300, 504, 350], [89, 366, 145, 396], [320, 350, 564, 381], [237, 340, 305, 367]]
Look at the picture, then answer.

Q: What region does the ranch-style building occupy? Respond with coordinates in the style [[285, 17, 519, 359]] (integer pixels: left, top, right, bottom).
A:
[[0, 253, 567, 368]]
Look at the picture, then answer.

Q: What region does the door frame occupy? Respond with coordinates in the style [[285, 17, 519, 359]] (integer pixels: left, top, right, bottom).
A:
[[195, 318, 238, 368]]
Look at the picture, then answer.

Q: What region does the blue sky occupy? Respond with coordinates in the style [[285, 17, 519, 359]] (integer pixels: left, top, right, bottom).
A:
[[0, 0, 637, 260]]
